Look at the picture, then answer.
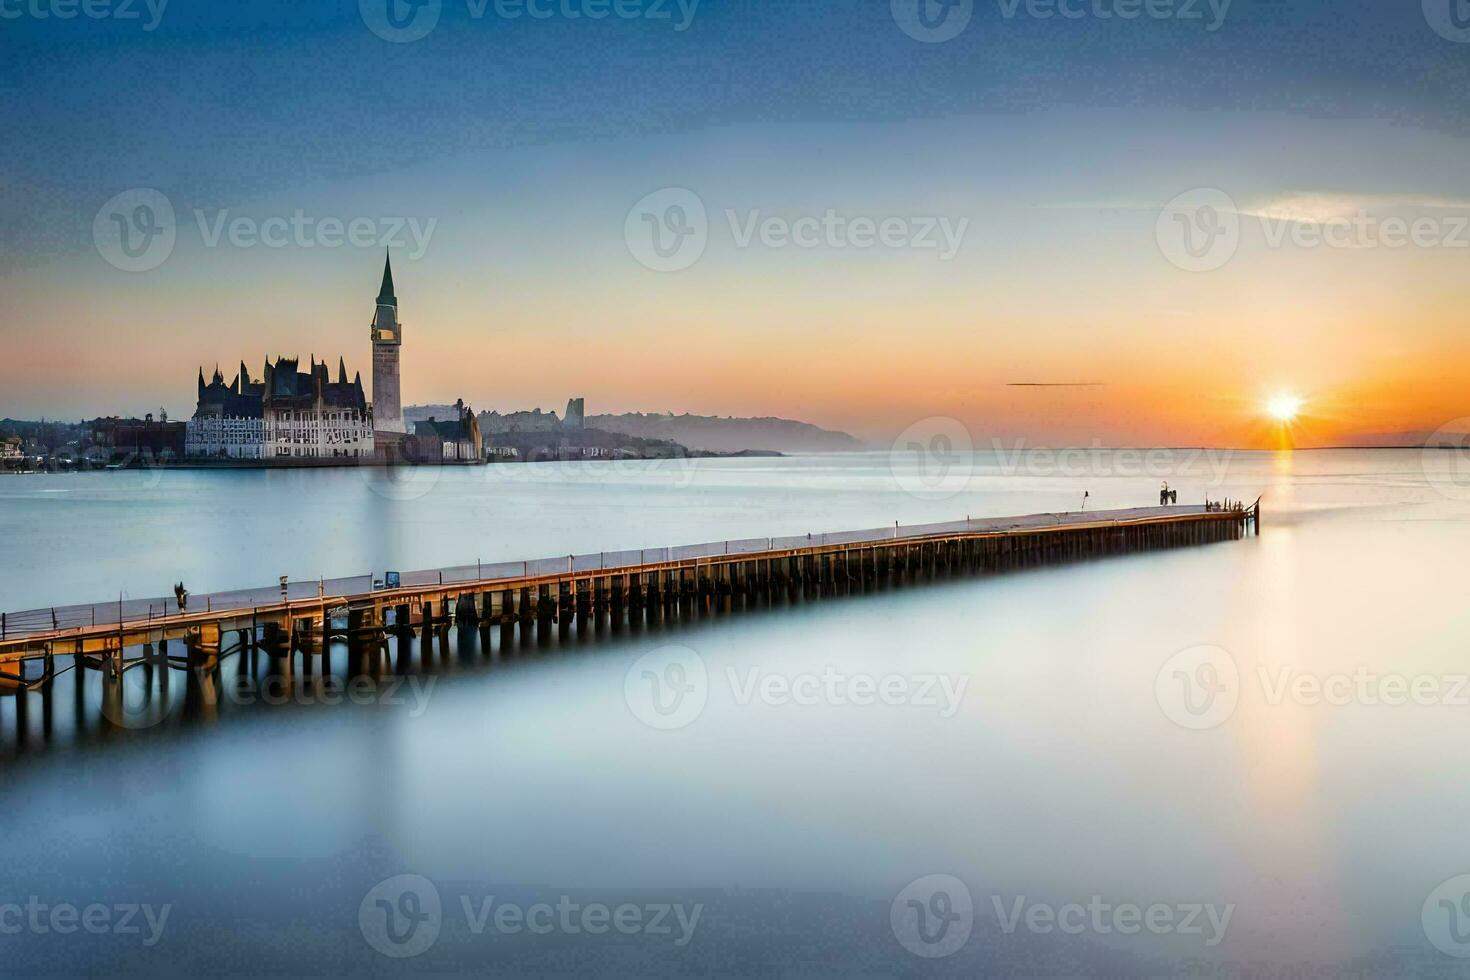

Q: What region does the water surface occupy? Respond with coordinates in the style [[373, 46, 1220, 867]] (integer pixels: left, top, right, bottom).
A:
[[1, 450, 1466, 976]]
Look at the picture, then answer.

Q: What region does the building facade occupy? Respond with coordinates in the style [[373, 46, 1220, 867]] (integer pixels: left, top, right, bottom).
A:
[[185, 357, 374, 460]]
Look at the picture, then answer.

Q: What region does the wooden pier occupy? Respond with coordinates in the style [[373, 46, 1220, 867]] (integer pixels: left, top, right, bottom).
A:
[[0, 504, 1258, 688]]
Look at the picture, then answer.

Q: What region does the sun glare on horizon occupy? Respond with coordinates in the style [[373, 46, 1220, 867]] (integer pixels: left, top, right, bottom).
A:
[[1267, 393, 1304, 423]]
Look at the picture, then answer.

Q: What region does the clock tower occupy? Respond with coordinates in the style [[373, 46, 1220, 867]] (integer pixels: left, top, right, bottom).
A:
[[371, 252, 405, 439]]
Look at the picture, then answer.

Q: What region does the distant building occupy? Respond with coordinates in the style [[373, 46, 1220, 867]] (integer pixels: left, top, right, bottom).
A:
[[185, 357, 374, 460], [565, 397, 585, 430], [479, 408, 561, 435], [89, 414, 186, 461], [0, 437, 21, 460], [410, 400, 482, 463]]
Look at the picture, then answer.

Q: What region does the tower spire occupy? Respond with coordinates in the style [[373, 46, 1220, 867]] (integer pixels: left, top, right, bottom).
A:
[[377, 250, 396, 306]]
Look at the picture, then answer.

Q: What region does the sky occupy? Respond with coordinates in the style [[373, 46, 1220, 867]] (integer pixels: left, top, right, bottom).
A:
[[3, 0, 1470, 447]]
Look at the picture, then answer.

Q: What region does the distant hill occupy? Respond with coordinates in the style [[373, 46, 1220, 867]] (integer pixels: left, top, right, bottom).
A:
[[1336, 431, 1457, 448], [588, 413, 865, 454]]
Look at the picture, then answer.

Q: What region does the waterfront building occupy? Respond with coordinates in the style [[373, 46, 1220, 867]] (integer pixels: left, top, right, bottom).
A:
[[185, 357, 374, 460], [565, 397, 585, 430], [88, 413, 186, 461], [410, 400, 483, 462]]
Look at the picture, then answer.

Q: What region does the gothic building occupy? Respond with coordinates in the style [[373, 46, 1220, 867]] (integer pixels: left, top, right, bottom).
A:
[[185, 356, 374, 460], [185, 255, 411, 462]]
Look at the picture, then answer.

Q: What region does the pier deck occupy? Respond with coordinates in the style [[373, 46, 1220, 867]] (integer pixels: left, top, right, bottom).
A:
[[0, 504, 1258, 672]]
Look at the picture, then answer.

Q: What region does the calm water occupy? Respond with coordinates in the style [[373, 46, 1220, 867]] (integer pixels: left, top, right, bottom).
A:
[[2, 449, 1469, 976]]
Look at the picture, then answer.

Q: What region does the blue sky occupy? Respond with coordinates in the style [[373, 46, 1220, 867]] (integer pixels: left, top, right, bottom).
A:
[[4, 1, 1470, 443]]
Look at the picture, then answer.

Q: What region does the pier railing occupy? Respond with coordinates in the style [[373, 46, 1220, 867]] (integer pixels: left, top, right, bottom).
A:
[[0, 504, 1257, 646]]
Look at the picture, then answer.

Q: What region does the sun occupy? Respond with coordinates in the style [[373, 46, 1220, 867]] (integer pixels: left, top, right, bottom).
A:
[[1267, 393, 1303, 423]]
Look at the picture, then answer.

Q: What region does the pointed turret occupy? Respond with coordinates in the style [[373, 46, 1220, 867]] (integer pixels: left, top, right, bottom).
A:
[[377, 251, 396, 306], [338, 357, 348, 386], [197, 368, 205, 401]]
